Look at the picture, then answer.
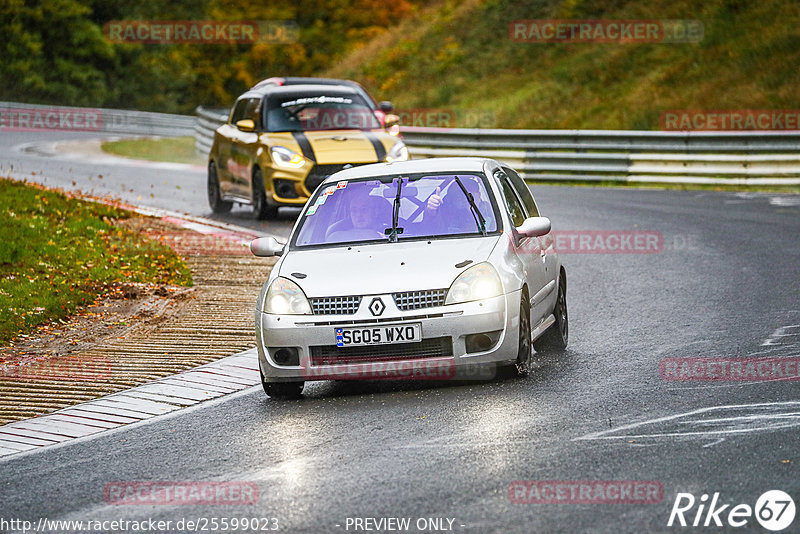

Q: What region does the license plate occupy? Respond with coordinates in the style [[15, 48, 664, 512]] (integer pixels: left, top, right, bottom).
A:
[[335, 323, 422, 347]]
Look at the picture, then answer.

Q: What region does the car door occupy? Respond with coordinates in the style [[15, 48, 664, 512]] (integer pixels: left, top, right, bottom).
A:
[[495, 169, 551, 325], [213, 100, 245, 198], [228, 97, 262, 200]]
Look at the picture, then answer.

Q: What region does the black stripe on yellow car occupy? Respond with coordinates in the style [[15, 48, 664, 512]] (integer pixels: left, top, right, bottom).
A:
[[363, 131, 387, 161], [291, 132, 317, 162]]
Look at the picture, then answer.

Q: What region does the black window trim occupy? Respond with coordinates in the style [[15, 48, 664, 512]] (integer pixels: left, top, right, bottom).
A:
[[500, 166, 540, 218], [494, 170, 527, 226]]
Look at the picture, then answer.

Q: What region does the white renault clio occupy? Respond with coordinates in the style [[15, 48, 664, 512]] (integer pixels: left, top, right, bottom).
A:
[[250, 157, 568, 398]]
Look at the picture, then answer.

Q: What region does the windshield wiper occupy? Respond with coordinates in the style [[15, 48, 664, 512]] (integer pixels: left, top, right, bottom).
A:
[[454, 176, 487, 236], [386, 176, 405, 242]]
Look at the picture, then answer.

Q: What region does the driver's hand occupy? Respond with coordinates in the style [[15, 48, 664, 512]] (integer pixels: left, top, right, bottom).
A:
[[427, 187, 442, 211]]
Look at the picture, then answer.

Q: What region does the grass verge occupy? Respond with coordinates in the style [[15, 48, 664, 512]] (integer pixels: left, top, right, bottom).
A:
[[101, 136, 204, 165], [0, 178, 193, 344]]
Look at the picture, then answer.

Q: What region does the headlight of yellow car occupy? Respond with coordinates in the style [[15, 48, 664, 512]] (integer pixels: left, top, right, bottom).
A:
[[445, 263, 503, 305], [386, 141, 409, 162], [271, 146, 305, 169], [264, 277, 312, 315]]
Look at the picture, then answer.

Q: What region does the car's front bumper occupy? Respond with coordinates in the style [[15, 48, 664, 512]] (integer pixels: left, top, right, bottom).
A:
[[256, 291, 522, 383]]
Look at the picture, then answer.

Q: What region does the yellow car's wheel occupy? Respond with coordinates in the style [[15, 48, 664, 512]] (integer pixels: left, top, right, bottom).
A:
[[207, 162, 232, 214], [252, 168, 279, 220]]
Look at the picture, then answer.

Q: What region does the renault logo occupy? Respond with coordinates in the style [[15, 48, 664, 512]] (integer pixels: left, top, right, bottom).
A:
[[369, 297, 385, 316]]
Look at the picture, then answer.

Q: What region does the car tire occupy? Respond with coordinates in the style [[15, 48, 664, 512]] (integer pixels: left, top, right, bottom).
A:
[[261, 376, 304, 399], [207, 162, 232, 213], [252, 168, 279, 220], [533, 275, 568, 353], [514, 292, 532, 377]]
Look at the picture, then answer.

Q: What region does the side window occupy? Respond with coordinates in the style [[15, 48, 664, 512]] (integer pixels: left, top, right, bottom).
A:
[[503, 167, 539, 217], [243, 98, 261, 127], [230, 98, 261, 128], [229, 99, 249, 124], [496, 173, 526, 227]]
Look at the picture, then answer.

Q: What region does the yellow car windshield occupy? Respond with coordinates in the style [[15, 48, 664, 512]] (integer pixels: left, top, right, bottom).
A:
[[266, 94, 381, 132]]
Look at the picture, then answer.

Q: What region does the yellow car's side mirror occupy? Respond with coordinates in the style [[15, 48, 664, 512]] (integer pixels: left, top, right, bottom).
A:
[[236, 119, 256, 132]]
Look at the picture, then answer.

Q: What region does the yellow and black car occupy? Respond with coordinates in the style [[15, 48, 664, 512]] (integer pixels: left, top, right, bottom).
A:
[[208, 83, 408, 219]]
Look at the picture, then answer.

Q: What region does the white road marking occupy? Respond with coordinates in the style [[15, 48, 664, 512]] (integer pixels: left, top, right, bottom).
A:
[[575, 401, 800, 441], [769, 197, 800, 207], [762, 324, 800, 346]]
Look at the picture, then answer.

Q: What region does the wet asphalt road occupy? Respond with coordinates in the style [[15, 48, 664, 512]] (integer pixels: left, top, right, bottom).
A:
[[1, 131, 800, 533]]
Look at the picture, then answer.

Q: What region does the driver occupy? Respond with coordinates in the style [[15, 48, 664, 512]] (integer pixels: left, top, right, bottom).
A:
[[326, 194, 390, 242]]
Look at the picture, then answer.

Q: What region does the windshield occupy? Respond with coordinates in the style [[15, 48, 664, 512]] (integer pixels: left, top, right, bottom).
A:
[[292, 173, 500, 248], [266, 93, 381, 132]]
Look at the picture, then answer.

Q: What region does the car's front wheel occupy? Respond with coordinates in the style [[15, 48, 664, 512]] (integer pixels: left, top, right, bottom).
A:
[[207, 162, 232, 213], [252, 168, 279, 220], [533, 275, 568, 352], [515, 292, 532, 376]]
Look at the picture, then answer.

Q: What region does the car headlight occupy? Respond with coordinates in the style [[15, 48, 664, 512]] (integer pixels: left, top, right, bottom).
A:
[[445, 263, 503, 305], [385, 141, 409, 162], [264, 277, 312, 315], [271, 146, 305, 169]]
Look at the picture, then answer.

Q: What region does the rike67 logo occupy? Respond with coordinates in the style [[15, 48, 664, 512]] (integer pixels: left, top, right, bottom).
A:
[[668, 490, 795, 531]]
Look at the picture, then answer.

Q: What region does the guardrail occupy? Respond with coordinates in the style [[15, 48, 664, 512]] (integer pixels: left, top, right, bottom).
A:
[[195, 106, 800, 185], [1, 101, 195, 137], [195, 107, 228, 155]]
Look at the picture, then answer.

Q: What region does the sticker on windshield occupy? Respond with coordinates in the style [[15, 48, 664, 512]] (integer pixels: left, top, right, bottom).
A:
[[336, 181, 348, 189], [315, 195, 328, 206], [306, 205, 318, 216], [323, 186, 336, 196], [281, 96, 353, 107]]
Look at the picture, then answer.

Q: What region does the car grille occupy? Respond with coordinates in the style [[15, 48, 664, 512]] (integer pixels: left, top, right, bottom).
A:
[[310, 337, 453, 366], [393, 289, 448, 311], [304, 163, 365, 194], [309, 295, 362, 315]]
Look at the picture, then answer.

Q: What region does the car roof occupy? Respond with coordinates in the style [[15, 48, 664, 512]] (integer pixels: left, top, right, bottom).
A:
[[281, 77, 364, 88], [251, 77, 374, 99], [320, 157, 499, 184], [238, 84, 362, 100], [252, 76, 363, 89]]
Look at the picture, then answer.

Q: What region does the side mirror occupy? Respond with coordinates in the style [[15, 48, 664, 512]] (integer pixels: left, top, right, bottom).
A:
[[250, 236, 285, 257], [384, 113, 400, 129], [379, 101, 394, 113], [516, 216, 551, 237], [236, 119, 256, 132]]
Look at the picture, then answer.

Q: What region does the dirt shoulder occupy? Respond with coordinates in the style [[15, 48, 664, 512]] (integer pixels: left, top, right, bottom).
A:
[[0, 214, 275, 425]]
